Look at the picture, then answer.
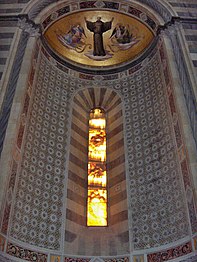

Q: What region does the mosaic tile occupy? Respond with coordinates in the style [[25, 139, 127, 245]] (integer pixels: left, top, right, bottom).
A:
[[42, 6, 70, 29], [80, 1, 96, 9], [71, 3, 79, 11], [146, 17, 156, 30], [9, 53, 69, 250], [119, 4, 128, 12], [65, 258, 91, 262], [103, 1, 119, 9], [79, 73, 94, 80], [7, 242, 47, 262], [123, 52, 189, 249], [103, 258, 129, 262], [128, 7, 142, 17], [41, 1, 158, 35], [57, 6, 70, 17], [147, 242, 192, 262]]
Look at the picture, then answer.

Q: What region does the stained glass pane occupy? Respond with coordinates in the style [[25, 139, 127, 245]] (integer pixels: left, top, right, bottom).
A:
[[87, 108, 107, 226]]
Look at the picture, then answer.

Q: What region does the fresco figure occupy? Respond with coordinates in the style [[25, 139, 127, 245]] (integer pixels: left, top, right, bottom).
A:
[[63, 24, 85, 46], [111, 24, 132, 44], [85, 16, 114, 56], [56, 23, 86, 50]]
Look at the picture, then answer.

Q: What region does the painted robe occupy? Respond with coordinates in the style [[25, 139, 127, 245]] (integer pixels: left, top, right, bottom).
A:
[[86, 19, 112, 56]]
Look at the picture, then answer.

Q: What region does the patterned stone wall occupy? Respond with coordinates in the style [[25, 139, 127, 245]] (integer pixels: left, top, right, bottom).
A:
[[0, 0, 197, 261], [9, 51, 70, 250], [120, 48, 190, 250], [0, 37, 195, 260], [0, 19, 17, 86]]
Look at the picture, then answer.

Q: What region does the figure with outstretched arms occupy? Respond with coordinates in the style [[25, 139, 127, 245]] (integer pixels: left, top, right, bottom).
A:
[[85, 17, 114, 56]]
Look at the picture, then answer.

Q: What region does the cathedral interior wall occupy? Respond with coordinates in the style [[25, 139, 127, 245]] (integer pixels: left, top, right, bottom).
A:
[[0, 0, 197, 261]]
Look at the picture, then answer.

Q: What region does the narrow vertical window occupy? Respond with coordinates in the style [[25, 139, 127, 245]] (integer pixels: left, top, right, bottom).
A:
[[87, 108, 107, 226]]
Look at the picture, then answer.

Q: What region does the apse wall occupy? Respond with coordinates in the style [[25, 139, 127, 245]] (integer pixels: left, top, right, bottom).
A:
[[0, 36, 196, 262]]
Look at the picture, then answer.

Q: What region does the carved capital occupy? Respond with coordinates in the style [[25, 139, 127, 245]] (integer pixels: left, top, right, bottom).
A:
[[18, 15, 41, 37]]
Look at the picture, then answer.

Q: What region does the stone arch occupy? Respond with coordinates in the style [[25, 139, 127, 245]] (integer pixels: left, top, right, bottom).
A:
[[65, 87, 129, 256], [21, 0, 176, 23]]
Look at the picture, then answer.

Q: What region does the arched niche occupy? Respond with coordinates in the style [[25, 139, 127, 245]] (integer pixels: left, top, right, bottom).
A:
[[65, 87, 129, 256], [0, 0, 196, 261]]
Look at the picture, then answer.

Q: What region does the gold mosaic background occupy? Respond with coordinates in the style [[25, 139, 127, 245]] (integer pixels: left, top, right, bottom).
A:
[[44, 10, 154, 67]]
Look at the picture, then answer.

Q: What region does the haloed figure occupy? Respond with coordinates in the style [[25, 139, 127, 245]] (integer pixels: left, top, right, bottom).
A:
[[85, 16, 114, 56]]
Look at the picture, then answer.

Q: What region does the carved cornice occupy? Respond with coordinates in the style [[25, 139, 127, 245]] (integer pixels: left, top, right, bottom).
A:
[[24, 0, 174, 22], [157, 16, 197, 35]]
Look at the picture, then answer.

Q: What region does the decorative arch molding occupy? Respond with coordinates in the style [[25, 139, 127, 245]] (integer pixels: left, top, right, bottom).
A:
[[22, 0, 176, 23], [65, 87, 129, 256], [15, 0, 182, 76]]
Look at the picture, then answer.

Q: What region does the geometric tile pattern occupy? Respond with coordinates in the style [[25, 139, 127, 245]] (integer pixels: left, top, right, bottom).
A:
[[65, 258, 90, 262], [103, 258, 129, 262], [9, 54, 70, 250], [7, 242, 47, 262], [121, 52, 189, 249], [41, 1, 156, 32], [147, 241, 192, 262], [8, 43, 191, 253], [0, 2, 196, 262]]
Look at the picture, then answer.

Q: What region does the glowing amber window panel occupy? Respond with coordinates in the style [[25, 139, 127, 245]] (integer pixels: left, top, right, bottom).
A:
[[87, 108, 107, 226]]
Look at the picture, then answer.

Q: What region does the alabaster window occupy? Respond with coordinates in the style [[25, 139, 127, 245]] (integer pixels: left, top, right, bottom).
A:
[[87, 108, 107, 226]]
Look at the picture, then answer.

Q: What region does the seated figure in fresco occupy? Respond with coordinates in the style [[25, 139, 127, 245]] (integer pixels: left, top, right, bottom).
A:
[[63, 23, 86, 46], [85, 16, 114, 56], [110, 23, 132, 44], [56, 23, 86, 49]]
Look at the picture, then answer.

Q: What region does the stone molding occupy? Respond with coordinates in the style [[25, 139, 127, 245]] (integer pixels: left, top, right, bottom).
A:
[[0, 31, 29, 158], [161, 22, 197, 149], [18, 15, 41, 37], [23, 0, 174, 23]]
